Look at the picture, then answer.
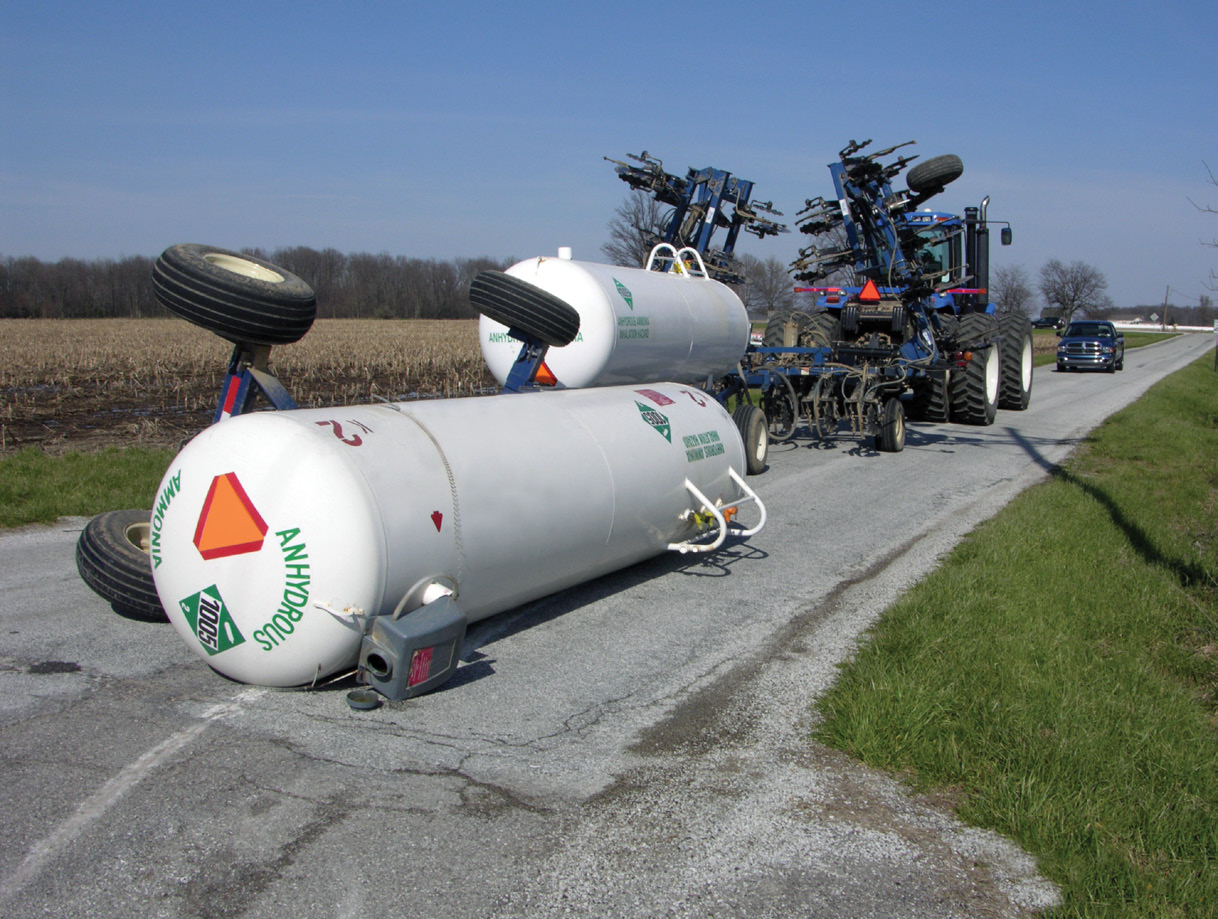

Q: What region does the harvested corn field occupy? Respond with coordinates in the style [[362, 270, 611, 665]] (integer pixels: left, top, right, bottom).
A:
[[1, 318, 494, 454]]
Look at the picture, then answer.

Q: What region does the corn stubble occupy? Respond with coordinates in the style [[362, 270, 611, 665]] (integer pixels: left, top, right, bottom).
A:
[[1, 319, 495, 454]]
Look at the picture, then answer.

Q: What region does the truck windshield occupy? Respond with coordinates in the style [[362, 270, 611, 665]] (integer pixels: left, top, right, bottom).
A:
[[1065, 323, 1113, 338]]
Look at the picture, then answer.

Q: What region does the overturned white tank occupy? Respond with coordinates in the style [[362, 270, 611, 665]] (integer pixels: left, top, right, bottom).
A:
[[480, 248, 750, 389], [150, 382, 764, 692]]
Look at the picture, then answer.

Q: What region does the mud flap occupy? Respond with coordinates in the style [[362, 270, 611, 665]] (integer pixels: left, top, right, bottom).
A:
[[358, 596, 467, 700]]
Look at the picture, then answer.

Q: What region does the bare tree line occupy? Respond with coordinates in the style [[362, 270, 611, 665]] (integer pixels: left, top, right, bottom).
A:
[[0, 248, 513, 320]]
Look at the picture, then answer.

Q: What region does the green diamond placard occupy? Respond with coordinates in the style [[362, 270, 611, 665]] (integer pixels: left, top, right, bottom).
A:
[[180, 585, 246, 656]]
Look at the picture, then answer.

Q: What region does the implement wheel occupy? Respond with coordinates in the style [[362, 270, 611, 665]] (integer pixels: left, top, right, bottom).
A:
[[153, 244, 317, 345], [469, 271, 580, 347], [76, 510, 166, 622], [875, 398, 906, 453], [733, 404, 769, 475], [907, 155, 964, 195]]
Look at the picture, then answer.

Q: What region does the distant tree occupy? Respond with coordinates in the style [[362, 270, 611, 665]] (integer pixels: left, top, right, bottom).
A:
[[736, 253, 795, 315], [1188, 161, 1217, 290], [991, 264, 1034, 317], [601, 190, 668, 268], [1038, 259, 1113, 323]]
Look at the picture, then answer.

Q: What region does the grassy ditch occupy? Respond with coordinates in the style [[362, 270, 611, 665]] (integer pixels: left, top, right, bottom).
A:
[[0, 446, 175, 529], [815, 356, 1217, 917]]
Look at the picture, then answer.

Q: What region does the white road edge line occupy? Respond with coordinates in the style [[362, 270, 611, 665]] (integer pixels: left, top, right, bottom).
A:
[[0, 687, 266, 904]]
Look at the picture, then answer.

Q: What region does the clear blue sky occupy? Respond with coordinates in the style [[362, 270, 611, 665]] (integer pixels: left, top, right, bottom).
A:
[[2, 0, 1215, 308]]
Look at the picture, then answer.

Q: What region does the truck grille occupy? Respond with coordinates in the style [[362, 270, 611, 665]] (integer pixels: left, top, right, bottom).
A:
[[1062, 342, 1102, 356]]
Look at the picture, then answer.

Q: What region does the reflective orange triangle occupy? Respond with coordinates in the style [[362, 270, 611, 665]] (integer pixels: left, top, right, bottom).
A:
[[859, 279, 881, 302], [193, 472, 269, 560], [535, 361, 558, 386]]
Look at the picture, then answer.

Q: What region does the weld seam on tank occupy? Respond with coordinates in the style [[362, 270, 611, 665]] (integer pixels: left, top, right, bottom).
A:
[[386, 403, 466, 586]]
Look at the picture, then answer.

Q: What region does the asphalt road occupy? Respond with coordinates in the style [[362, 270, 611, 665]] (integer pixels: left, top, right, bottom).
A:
[[2, 333, 1211, 918]]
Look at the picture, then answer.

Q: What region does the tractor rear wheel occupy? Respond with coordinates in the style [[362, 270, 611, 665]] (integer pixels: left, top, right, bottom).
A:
[[950, 313, 1000, 425], [908, 371, 950, 422], [763, 310, 810, 347], [801, 310, 840, 347], [998, 313, 1034, 410]]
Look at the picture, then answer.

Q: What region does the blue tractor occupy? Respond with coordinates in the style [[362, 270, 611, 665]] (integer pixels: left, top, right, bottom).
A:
[[752, 139, 1033, 451]]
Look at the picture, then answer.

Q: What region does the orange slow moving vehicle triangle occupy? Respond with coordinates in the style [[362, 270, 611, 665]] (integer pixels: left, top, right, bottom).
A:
[[193, 472, 269, 560]]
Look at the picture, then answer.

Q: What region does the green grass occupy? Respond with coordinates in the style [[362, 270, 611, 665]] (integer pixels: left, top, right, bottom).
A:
[[815, 356, 1218, 917], [0, 446, 176, 528]]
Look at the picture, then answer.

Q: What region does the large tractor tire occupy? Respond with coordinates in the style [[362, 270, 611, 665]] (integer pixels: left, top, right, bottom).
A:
[[153, 244, 317, 345], [950, 313, 1000, 426], [76, 510, 166, 622], [469, 271, 580, 347], [997, 313, 1034, 410], [763, 310, 809, 347], [732, 403, 769, 475], [908, 371, 950, 423], [802, 310, 840, 347]]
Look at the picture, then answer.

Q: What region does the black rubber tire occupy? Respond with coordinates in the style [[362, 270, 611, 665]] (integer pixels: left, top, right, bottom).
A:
[[733, 404, 769, 475], [469, 271, 580, 347], [907, 155, 964, 195], [997, 313, 1034, 410], [950, 346, 999, 425], [153, 244, 317, 345], [762, 310, 809, 347], [908, 371, 950, 423], [950, 313, 1000, 425], [802, 310, 840, 347], [876, 398, 906, 453], [76, 510, 166, 622]]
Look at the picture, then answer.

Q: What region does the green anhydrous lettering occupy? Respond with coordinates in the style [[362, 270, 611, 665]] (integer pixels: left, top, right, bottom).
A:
[[255, 532, 312, 652], [684, 430, 725, 463], [282, 542, 308, 563], [149, 471, 182, 570]]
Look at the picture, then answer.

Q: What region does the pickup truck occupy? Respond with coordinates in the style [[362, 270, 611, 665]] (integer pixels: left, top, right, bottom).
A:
[[1056, 320, 1124, 373]]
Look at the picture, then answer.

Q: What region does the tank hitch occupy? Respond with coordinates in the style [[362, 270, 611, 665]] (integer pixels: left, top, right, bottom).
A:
[[358, 595, 468, 701]]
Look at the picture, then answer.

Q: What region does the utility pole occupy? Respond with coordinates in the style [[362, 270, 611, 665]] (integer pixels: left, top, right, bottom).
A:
[[1162, 285, 1170, 332]]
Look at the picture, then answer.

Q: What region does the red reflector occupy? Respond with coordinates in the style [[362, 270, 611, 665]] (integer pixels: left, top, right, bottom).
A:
[[859, 279, 881, 302], [408, 647, 434, 687], [221, 378, 240, 415], [826, 296, 840, 303]]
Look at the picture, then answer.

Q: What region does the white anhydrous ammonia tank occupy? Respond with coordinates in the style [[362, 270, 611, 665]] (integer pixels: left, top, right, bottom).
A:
[[150, 383, 756, 687], [480, 252, 750, 388]]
